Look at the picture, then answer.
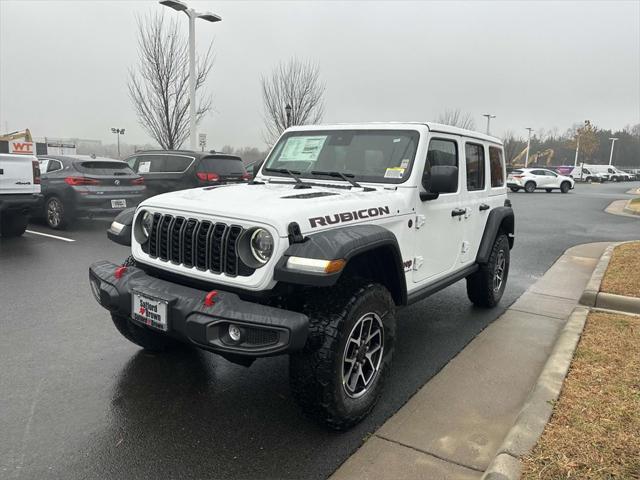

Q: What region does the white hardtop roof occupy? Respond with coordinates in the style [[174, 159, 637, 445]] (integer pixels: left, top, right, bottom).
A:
[[285, 122, 503, 145]]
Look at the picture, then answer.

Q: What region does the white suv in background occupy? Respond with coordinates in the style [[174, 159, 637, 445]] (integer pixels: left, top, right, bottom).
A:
[[507, 168, 574, 193]]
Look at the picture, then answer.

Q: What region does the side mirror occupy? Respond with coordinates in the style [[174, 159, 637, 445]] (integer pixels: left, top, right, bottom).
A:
[[420, 166, 458, 200], [106, 208, 135, 246]]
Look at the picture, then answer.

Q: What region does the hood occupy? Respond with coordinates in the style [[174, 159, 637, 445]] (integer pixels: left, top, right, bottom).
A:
[[140, 182, 407, 236]]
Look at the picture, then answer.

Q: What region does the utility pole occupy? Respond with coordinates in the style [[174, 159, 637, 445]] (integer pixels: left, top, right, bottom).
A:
[[573, 135, 580, 167], [111, 128, 125, 158], [482, 114, 496, 135], [608, 137, 618, 166], [524, 127, 533, 168]]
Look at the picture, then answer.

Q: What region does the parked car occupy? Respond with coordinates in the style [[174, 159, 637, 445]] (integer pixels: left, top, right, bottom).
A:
[[92, 122, 515, 430], [507, 167, 574, 193], [124, 150, 250, 198], [605, 166, 633, 182], [0, 153, 42, 237], [37, 155, 145, 229], [568, 165, 607, 183]]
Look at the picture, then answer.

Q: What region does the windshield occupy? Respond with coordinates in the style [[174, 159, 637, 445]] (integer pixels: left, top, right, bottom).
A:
[[263, 130, 420, 184]]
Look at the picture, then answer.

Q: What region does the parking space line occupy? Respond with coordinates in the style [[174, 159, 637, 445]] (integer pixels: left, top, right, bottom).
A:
[[25, 230, 76, 242]]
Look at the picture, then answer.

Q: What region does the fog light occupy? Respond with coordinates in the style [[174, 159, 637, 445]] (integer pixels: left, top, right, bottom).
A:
[[228, 324, 242, 342]]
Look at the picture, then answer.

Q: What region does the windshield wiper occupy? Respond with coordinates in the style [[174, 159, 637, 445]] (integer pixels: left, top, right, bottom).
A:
[[311, 170, 363, 189], [263, 168, 310, 189]]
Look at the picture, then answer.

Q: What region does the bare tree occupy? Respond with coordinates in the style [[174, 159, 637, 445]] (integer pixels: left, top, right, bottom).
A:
[[261, 58, 325, 145], [437, 109, 476, 130], [128, 13, 214, 150], [502, 130, 526, 164]]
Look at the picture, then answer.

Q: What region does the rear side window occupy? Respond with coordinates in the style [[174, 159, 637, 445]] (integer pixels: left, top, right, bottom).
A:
[[465, 143, 485, 191], [488, 147, 504, 187], [76, 161, 133, 175], [136, 155, 193, 173], [197, 157, 246, 175], [423, 139, 458, 192]]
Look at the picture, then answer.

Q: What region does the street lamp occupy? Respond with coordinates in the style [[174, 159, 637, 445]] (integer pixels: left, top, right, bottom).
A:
[[524, 127, 533, 168], [285, 104, 292, 128], [608, 137, 619, 166], [111, 127, 125, 158], [482, 113, 496, 135], [159, 0, 222, 151]]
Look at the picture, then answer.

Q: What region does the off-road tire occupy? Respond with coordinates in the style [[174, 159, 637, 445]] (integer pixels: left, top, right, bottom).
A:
[[0, 212, 28, 237], [466, 232, 510, 308], [524, 181, 536, 193], [289, 281, 396, 430], [45, 196, 72, 229], [111, 312, 179, 352], [509, 187, 519, 193], [560, 181, 571, 193], [545, 188, 553, 193]]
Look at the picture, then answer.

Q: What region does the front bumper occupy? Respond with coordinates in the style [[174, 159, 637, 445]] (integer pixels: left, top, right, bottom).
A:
[[89, 260, 309, 357]]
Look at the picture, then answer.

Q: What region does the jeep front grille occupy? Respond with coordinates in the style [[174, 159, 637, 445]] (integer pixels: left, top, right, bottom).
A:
[[142, 213, 251, 277]]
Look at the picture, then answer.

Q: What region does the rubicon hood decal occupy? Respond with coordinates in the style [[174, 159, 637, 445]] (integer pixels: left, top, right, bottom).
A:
[[309, 206, 390, 228]]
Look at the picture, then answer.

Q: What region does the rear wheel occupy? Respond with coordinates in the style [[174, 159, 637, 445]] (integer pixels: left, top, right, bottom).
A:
[[45, 196, 71, 229], [289, 281, 396, 430], [560, 181, 571, 193], [524, 181, 536, 193], [467, 233, 510, 308], [0, 212, 28, 237], [509, 187, 519, 193]]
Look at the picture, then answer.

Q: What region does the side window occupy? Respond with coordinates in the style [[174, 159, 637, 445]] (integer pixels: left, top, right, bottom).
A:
[[465, 143, 485, 191], [488, 146, 504, 187], [423, 139, 458, 192], [48, 160, 62, 172], [126, 156, 138, 172]]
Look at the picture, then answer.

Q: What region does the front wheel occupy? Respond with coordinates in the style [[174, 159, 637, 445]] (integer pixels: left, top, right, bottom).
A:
[[0, 212, 28, 237], [524, 181, 536, 193], [545, 188, 553, 193], [509, 187, 520, 193], [466, 233, 510, 308], [289, 282, 396, 430], [560, 181, 571, 193]]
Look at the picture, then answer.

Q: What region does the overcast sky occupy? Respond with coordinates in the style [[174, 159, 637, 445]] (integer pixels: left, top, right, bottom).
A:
[[1, 0, 638, 149]]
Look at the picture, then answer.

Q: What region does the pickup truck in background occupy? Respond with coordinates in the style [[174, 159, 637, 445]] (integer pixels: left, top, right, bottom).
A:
[[0, 153, 42, 237]]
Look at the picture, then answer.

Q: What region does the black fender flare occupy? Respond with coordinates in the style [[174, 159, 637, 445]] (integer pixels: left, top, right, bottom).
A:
[[476, 207, 515, 264], [274, 224, 407, 303], [106, 207, 135, 246]]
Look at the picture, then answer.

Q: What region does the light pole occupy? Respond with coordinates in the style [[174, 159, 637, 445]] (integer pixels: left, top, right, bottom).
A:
[[285, 104, 292, 128], [111, 127, 125, 158], [524, 127, 533, 167], [608, 137, 618, 166], [159, 0, 221, 151], [482, 113, 496, 135], [573, 135, 580, 167]]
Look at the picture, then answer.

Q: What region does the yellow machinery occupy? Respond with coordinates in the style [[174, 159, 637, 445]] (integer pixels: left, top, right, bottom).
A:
[[0, 129, 33, 142]]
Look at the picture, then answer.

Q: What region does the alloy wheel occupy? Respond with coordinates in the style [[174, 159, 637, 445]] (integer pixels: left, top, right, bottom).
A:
[[493, 250, 506, 292], [341, 312, 384, 399], [47, 199, 62, 228]]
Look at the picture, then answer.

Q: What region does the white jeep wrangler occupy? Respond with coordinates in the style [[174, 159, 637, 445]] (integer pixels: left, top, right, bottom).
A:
[[90, 123, 514, 429]]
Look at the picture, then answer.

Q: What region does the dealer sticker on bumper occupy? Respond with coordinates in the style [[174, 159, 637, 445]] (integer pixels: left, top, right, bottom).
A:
[[132, 291, 168, 331]]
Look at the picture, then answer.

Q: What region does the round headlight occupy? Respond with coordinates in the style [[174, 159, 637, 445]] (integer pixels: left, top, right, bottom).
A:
[[250, 228, 274, 264], [141, 211, 154, 239]]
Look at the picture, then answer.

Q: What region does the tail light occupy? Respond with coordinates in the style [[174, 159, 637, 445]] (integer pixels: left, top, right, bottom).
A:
[[241, 172, 250, 181], [512, 175, 524, 179], [197, 172, 220, 182], [131, 177, 144, 185], [64, 176, 100, 186], [32, 160, 41, 185]]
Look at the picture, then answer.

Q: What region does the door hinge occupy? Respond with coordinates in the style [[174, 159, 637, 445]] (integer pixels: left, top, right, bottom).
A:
[[413, 256, 424, 270], [415, 215, 426, 229]]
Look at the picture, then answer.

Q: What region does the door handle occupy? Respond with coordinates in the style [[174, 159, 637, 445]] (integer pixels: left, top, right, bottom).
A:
[[479, 204, 490, 211], [451, 208, 466, 217]]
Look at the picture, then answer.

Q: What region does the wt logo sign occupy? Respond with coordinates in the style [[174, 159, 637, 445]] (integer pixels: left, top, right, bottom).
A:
[[9, 142, 35, 155]]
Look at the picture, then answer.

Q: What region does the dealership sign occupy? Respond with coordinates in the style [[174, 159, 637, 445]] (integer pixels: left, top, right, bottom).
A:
[[9, 141, 35, 155]]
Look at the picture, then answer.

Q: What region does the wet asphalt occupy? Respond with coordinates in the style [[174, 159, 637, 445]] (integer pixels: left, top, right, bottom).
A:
[[1, 182, 638, 480]]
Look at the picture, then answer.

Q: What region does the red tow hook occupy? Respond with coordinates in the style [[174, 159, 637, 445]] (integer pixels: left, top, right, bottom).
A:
[[204, 290, 218, 307], [114, 266, 128, 279]]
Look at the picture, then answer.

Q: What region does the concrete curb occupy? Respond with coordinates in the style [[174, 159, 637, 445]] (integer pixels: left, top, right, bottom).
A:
[[580, 241, 640, 314], [481, 307, 589, 480], [623, 199, 640, 216], [604, 199, 640, 218]]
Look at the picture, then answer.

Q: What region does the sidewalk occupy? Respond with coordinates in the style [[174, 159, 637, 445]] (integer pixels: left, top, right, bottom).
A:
[[330, 242, 611, 480]]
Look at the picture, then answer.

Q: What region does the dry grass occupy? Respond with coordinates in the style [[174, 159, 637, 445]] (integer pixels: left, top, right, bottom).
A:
[[521, 311, 640, 479], [601, 242, 640, 298], [627, 198, 640, 213]]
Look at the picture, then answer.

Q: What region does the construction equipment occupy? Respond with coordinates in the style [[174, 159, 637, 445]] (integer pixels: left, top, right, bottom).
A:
[[529, 148, 554, 167], [510, 146, 529, 167], [0, 129, 33, 142]]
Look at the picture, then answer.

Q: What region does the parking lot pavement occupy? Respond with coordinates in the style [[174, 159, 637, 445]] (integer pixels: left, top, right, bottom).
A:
[[1, 182, 639, 480]]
